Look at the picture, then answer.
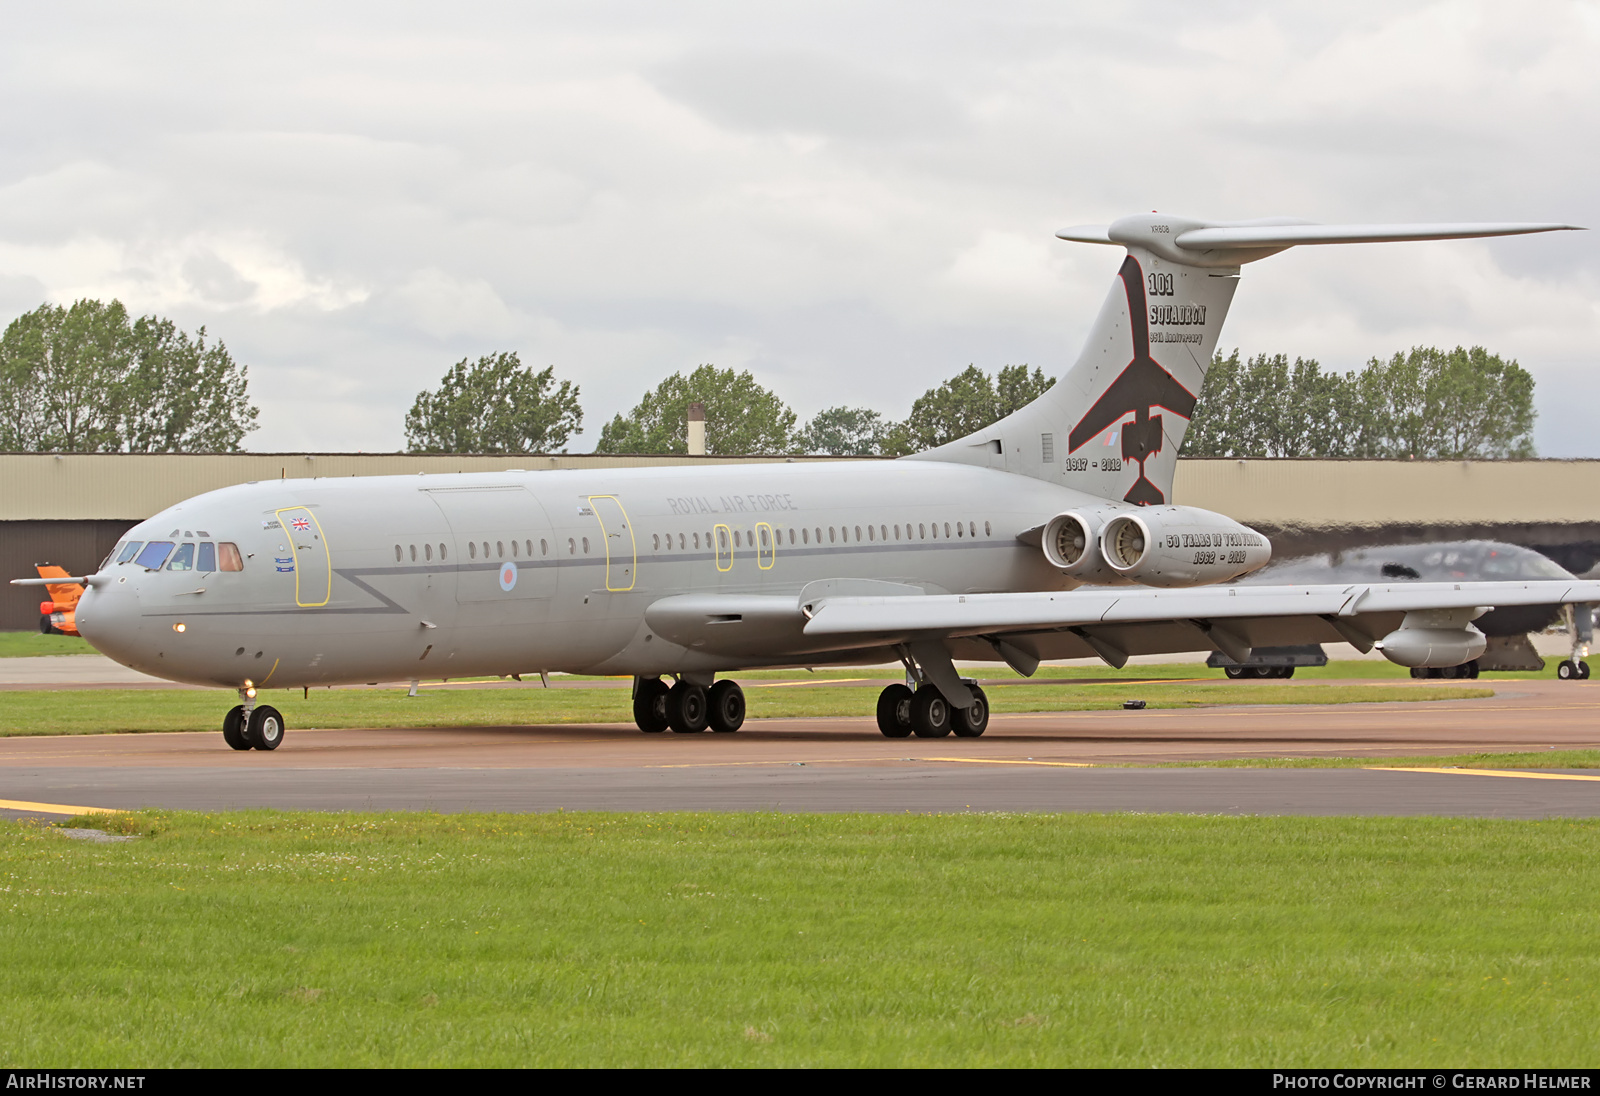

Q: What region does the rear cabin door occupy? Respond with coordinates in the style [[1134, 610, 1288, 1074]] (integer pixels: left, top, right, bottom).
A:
[[587, 495, 637, 592]]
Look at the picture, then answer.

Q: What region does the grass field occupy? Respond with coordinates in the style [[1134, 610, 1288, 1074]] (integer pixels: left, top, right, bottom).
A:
[[3, 810, 1596, 1067], [0, 631, 94, 657], [0, 678, 1491, 737]]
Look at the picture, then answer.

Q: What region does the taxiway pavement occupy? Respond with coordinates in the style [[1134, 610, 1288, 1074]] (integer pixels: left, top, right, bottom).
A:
[[3, 679, 1597, 820]]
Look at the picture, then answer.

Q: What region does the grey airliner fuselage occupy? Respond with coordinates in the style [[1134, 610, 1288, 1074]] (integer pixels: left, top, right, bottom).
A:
[[79, 460, 1082, 689]]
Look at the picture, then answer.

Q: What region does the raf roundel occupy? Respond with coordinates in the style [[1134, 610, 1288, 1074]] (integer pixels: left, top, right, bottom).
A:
[[498, 562, 518, 592]]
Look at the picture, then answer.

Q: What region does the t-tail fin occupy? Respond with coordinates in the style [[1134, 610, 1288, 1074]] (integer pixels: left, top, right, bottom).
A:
[[907, 213, 1579, 505]]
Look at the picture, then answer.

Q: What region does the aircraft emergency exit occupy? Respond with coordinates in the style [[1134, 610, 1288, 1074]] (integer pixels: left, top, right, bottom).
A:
[[18, 213, 1597, 751]]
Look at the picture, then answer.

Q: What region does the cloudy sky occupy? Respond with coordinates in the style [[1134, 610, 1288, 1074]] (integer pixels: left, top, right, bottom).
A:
[[2, 1, 1596, 454]]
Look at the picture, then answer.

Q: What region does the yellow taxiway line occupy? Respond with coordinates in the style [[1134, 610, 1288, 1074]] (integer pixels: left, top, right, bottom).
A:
[[0, 798, 122, 815], [919, 756, 1095, 768], [1368, 767, 1600, 782]]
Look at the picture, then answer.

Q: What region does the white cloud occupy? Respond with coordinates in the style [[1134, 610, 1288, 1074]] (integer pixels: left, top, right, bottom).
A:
[[0, 1, 1594, 454]]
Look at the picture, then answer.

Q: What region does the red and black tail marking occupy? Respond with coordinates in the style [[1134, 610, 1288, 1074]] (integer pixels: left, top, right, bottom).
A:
[[1066, 256, 1197, 505]]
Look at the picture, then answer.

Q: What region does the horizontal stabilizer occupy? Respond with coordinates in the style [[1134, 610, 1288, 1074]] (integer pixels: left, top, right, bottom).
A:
[[1056, 214, 1583, 267], [1175, 222, 1582, 249]]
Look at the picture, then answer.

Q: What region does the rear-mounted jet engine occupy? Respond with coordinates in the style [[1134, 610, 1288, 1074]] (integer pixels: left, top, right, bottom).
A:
[[1098, 506, 1271, 588]]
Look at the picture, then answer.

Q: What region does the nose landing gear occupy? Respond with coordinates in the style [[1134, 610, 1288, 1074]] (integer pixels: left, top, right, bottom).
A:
[[223, 689, 285, 751]]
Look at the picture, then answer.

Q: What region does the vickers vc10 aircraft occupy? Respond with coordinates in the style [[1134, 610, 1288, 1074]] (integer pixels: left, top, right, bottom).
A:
[[18, 214, 1599, 751]]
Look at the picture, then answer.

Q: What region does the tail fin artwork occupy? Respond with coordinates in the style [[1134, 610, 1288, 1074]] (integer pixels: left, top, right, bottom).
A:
[[909, 214, 1580, 505], [36, 564, 85, 636]]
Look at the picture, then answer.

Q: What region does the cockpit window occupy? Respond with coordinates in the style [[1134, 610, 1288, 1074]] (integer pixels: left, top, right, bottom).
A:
[[218, 543, 244, 572], [197, 542, 217, 572], [167, 543, 196, 571], [116, 542, 143, 564], [134, 541, 175, 570]]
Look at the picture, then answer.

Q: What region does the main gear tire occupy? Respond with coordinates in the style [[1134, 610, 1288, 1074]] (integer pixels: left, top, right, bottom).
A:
[[952, 685, 989, 738], [633, 678, 671, 733], [911, 686, 952, 738], [708, 680, 745, 733], [667, 681, 710, 733], [876, 684, 914, 738]]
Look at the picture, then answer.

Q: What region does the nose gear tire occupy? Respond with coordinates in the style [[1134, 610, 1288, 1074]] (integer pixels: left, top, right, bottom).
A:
[[246, 705, 285, 751], [222, 705, 250, 751]]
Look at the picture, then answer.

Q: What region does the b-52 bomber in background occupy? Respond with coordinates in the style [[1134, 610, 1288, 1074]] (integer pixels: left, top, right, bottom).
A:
[[16, 213, 1598, 750]]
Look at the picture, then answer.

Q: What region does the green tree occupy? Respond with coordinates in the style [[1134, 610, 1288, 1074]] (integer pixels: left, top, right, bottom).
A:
[[122, 318, 258, 452], [1182, 346, 1535, 460], [1353, 346, 1535, 459], [881, 363, 1055, 456], [995, 364, 1055, 417], [797, 406, 888, 456], [0, 300, 258, 452], [595, 365, 797, 455], [404, 353, 583, 454]]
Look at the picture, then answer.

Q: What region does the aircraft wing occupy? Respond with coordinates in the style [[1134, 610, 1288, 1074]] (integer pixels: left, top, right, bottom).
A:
[[802, 580, 1600, 641]]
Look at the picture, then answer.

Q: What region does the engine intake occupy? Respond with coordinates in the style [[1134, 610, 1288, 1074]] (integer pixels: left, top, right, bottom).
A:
[[1098, 506, 1271, 587], [1041, 509, 1128, 583]]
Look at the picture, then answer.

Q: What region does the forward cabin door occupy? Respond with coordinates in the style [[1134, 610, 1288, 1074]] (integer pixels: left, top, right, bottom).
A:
[[275, 506, 331, 608]]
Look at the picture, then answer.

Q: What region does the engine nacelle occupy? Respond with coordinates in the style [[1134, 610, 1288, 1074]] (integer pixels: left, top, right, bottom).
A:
[[1375, 608, 1488, 668], [1040, 508, 1131, 583], [1097, 506, 1272, 588]]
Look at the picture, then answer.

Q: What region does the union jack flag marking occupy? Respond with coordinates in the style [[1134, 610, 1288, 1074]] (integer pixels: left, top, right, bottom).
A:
[[291, 517, 311, 531]]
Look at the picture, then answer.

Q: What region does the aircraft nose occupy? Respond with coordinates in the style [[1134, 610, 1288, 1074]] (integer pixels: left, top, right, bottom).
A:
[[75, 579, 144, 663]]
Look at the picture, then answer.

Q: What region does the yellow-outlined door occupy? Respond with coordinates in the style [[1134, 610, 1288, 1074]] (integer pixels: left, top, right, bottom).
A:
[[755, 522, 775, 570], [587, 495, 636, 592], [714, 524, 733, 572], [276, 506, 331, 607]]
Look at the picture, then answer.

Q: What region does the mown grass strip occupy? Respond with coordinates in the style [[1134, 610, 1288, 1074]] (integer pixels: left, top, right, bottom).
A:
[[0, 681, 1492, 737], [4, 810, 1598, 1067]]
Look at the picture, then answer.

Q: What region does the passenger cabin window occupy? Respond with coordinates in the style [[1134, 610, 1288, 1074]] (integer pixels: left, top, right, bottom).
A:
[[497, 541, 504, 558], [425, 544, 433, 561], [135, 541, 175, 570], [440, 544, 448, 560], [525, 540, 532, 556], [469, 542, 477, 559], [197, 542, 217, 572], [582, 537, 590, 554], [218, 543, 244, 571], [116, 542, 143, 564], [984, 521, 992, 537], [167, 543, 195, 571], [410, 545, 418, 562], [540, 539, 548, 556], [394, 545, 402, 562]]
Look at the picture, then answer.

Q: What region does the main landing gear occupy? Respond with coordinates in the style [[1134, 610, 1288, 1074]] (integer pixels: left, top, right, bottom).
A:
[[222, 690, 285, 751], [1225, 666, 1295, 679], [874, 681, 989, 738], [1557, 659, 1591, 680], [633, 677, 746, 734], [1410, 662, 1481, 679]]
